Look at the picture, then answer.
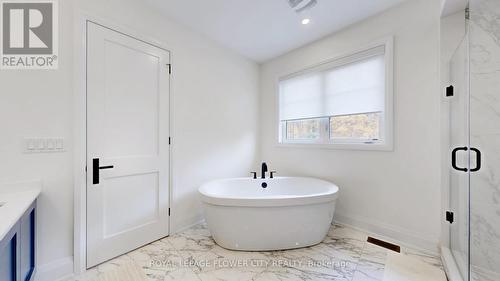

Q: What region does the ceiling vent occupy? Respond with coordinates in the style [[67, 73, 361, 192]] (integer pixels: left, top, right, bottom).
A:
[[288, 0, 317, 13]]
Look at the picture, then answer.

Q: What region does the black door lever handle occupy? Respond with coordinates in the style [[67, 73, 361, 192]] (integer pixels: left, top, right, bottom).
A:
[[93, 158, 114, 184]]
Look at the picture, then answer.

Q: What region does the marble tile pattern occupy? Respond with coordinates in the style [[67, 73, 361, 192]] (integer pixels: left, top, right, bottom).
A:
[[470, 0, 500, 279], [67, 223, 446, 281]]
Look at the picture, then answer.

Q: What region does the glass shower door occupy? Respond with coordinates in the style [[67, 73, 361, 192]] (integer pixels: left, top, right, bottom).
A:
[[448, 32, 470, 281]]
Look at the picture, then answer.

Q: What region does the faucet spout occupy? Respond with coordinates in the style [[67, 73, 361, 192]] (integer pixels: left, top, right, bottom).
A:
[[261, 162, 268, 179]]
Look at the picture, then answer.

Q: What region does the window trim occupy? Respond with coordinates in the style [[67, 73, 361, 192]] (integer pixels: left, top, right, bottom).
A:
[[275, 37, 394, 151]]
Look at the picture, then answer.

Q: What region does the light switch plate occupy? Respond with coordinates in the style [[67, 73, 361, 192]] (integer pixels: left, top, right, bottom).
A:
[[24, 137, 65, 153]]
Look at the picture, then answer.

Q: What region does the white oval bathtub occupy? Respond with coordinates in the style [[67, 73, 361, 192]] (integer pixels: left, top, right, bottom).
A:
[[199, 177, 339, 251]]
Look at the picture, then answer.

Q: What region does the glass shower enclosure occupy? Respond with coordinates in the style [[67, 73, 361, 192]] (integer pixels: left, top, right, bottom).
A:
[[448, 28, 470, 280], [446, 0, 500, 280]]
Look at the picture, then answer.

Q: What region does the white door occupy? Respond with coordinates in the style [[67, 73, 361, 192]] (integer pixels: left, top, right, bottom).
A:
[[86, 22, 170, 268]]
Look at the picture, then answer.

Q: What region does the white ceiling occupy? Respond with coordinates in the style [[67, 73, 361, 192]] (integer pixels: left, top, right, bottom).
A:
[[145, 0, 408, 62]]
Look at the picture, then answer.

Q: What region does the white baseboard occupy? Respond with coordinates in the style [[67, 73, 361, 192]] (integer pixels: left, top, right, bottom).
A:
[[334, 212, 439, 255], [33, 214, 439, 281], [441, 246, 464, 281], [35, 257, 74, 281], [171, 213, 204, 234]]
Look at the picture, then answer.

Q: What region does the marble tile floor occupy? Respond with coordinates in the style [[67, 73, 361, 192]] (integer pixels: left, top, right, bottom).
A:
[[67, 223, 447, 281]]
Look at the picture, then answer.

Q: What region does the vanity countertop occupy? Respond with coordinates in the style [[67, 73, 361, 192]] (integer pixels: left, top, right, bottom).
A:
[[0, 181, 41, 241]]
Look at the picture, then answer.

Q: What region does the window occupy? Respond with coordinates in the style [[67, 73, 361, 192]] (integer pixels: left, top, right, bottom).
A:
[[278, 40, 393, 150]]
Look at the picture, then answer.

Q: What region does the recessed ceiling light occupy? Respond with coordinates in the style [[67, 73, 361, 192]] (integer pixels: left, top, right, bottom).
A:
[[302, 18, 310, 25]]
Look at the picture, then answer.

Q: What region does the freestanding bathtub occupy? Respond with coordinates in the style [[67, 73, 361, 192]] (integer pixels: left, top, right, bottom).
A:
[[198, 177, 339, 251]]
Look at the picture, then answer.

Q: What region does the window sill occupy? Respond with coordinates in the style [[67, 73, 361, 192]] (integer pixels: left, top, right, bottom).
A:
[[275, 142, 393, 151]]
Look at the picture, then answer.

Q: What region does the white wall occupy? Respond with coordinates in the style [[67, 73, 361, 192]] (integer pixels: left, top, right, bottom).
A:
[[259, 0, 442, 252], [0, 0, 259, 279], [73, 0, 260, 231], [0, 0, 76, 277]]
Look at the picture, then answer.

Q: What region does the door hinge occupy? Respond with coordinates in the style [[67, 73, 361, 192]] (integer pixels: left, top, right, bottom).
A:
[[446, 85, 454, 97], [465, 7, 470, 20], [169, 137, 171, 145], [167, 64, 171, 74], [85, 166, 87, 172], [446, 211, 454, 224], [168, 208, 171, 216]]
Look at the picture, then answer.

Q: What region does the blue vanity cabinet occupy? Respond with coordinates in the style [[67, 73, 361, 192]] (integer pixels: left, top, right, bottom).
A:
[[0, 223, 20, 281], [19, 203, 35, 281], [0, 201, 36, 281]]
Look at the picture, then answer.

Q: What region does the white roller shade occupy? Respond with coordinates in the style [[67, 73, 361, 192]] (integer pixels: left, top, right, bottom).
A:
[[279, 47, 386, 121]]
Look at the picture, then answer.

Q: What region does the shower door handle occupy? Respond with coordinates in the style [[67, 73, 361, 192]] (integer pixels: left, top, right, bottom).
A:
[[92, 158, 114, 184], [452, 147, 468, 172], [470, 147, 481, 172]]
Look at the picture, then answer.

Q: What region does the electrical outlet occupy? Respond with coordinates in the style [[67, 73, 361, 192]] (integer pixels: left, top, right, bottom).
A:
[[24, 137, 65, 153]]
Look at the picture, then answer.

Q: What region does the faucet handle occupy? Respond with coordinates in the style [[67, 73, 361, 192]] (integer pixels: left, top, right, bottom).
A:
[[250, 172, 257, 179], [270, 171, 277, 178]]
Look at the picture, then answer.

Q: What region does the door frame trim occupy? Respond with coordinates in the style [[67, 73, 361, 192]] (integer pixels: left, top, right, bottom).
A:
[[73, 13, 173, 274]]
